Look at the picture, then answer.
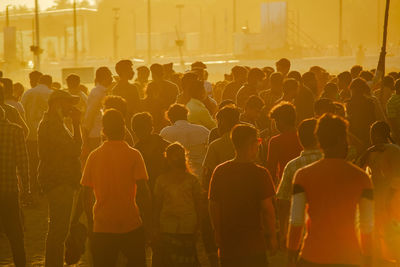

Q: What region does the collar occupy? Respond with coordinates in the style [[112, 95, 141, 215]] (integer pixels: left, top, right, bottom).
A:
[[174, 120, 190, 126], [300, 149, 322, 157]]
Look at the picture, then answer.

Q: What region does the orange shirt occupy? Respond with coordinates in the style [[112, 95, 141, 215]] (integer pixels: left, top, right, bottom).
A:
[[81, 141, 148, 234], [294, 158, 372, 265]]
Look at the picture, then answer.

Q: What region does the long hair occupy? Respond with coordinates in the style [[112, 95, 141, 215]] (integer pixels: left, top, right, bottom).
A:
[[164, 142, 191, 173]]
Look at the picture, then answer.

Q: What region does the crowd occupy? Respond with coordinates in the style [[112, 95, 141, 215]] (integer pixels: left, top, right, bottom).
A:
[[0, 58, 400, 267]]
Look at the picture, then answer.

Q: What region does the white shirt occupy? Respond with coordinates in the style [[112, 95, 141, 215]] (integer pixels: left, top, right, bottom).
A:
[[160, 120, 210, 177], [83, 84, 107, 138], [21, 84, 52, 141]]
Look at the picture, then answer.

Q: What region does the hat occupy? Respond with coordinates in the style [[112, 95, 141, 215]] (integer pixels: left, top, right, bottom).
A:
[[191, 61, 207, 70], [48, 90, 80, 105]]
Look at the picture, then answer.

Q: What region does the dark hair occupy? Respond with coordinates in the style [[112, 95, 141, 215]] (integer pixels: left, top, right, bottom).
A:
[[231, 124, 258, 151], [283, 78, 298, 95], [0, 78, 13, 98], [150, 63, 164, 79], [165, 142, 189, 172], [395, 79, 400, 94], [350, 65, 363, 78], [181, 72, 198, 93], [216, 106, 240, 130], [270, 72, 283, 87], [247, 68, 265, 84], [334, 102, 346, 117], [137, 66, 150, 76], [314, 98, 336, 117], [287, 71, 302, 82], [370, 121, 393, 143], [337, 71, 352, 85], [350, 78, 369, 95], [245, 95, 264, 110], [323, 82, 338, 95], [102, 109, 126, 140], [276, 58, 291, 73], [298, 119, 318, 148], [115, 60, 133, 76], [316, 113, 348, 151], [29, 70, 43, 85], [382, 75, 395, 89], [66, 74, 80, 88], [167, 104, 188, 123], [39, 75, 53, 87], [103, 95, 128, 117], [302, 71, 318, 95], [218, 99, 236, 110], [231, 66, 247, 81], [269, 102, 296, 127], [95, 67, 111, 84], [0, 84, 4, 103], [188, 80, 205, 99], [131, 112, 153, 136], [359, 71, 374, 82]]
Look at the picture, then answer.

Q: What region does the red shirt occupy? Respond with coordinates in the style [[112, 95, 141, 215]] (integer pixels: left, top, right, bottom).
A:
[[267, 131, 302, 184]]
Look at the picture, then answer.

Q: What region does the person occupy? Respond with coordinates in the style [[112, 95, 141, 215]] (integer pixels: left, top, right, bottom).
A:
[[374, 75, 395, 116], [143, 63, 179, 132], [160, 104, 210, 178], [186, 79, 217, 130], [207, 100, 237, 143], [103, 95, 134, 146], [276, 119, 322, 249], [236, 68, 265, 109], [82, 67, 113, 151], [112, 60, 141, 124], [134, 65, 150, 99], [351, 64, 363, 79], [0, 105, 29, 267], [240, 95, 264, 128], [346, 78, 377, 150], [2, 78, 25, 119], [152, 143, 202, 267], [386, 79, 400, 144], [314, 98, 336, 117], [276, 58, 291, 77], [65, 74, 88, 132], [358, 121, 400, 265], [81, 109, 151, 267], [13, 82, 25, 101], [338, 71, 352, 101], [209, 124, 277, 267], [132, 112, 170, 191], [176, 71, 199, 105], [277, 78, 298, 104], [37, 90, 82, 267], [267, 102, 302, 184], [201, 106, 240, 267], [222, 66, 248, 102], [21, 73, 53, 196], [320, 82, 340, 101], [52, 82, 62, 90], [287, 114, 374, 267], [295, 73, 315, 124], [259, 72, 283, 110]]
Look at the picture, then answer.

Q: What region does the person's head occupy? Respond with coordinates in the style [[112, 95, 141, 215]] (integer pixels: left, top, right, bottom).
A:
[[102, 109, 126, 141], [382, 75, 395, 90], [359, 70, 373, 82], [165, 142, 189, 171], [0, 78, 13, 99], [115, 60, 134, 81], [39, 75, 53, 88], [0, 84, 4, 104], [66, 74, 80, 90], [247, 68, 265, 86], [244, 95, 264, 121], [13, 82, 25, 100], [181, 72, 198, 94], [29, 70, 42, 88], [231, 124, 259, 161], [302, 71, 318, 95], [218, 99, 236, 110], [52, 82, 61, 90], [316, 113, 348, 158], [269, 102, 296, 132], [137, 66, 150, 82], [167, 104, 188, 123], [350, 65, 363, 79], [231, 66, 248, 83], [322, 82, 339, 100], [395, 79, 400, 95], [103, 95, 128, 117], [314, 98, 336, 117], [216, 106, 240, 135], [282, 78, 298, 100], [191, 61, 207, 71], [370, 121, 393, 145], [275, 58, 291, 76], [188, 80, 206, 100], [48, 90, 80, 117], [298, 118, 318, 149], [334, 102, 346, 117], [95, 66, 113, 87], [269, 72, 283, 93], [131, 112, 153, 139], [287, 70, 302, 82], [388, 72, 400, 81], [163, 63, 175, 79], [337, 71, 352, 90], [150, 63, 164, 80], [350, 78, 369, 96]]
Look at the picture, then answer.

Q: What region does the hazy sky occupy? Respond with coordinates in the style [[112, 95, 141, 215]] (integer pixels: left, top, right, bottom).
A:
[[0, 0, 96, 10]]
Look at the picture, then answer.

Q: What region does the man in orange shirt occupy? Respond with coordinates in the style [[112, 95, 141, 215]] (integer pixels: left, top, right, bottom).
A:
[[287, 114, 374, 267], [81, 109, 151, 267]]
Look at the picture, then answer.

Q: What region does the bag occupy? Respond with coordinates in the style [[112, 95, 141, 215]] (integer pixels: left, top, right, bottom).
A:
[[65, 222, 88, 265]]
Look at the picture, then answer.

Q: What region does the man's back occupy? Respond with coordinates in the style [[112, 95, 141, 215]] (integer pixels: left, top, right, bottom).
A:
[[222, 81, 242, 102], [294, 158, 372, 264], [294, 86, 315, 123], [112, 81, 141, 118]]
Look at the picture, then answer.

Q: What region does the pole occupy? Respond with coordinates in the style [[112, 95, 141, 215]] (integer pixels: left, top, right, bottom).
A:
[[338, 0, 343, 56], [6, 5, 10, 27], [132, 11, 136, 57], [375, 0, 390, 81], [113, 8, 120, 60], [147, 0, 151, 64], [73, 0, 78, 65], [34, 0, 41, 70], [233, 0, 236, 33]]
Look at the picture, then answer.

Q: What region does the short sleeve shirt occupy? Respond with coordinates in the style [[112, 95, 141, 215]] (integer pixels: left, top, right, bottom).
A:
[[81, 141, 148, 234], [209, 161, 275, 258]]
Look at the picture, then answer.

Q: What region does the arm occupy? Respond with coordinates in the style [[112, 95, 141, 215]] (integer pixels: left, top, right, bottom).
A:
[[82, 186, 95, 232], [82, 92, 103, 142], [200, 108, 217, 130], [359, 189, 374, 267], [266, 139, 279, 184], [208, 200, 221, 247], [136, 179, 152, 238], [15, 128, 30, 195], [15, 111, 29, 139], [261, 197, 278, 254]]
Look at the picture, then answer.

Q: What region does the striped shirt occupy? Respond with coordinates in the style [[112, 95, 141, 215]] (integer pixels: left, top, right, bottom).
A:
[[387, 94, 400, 121]]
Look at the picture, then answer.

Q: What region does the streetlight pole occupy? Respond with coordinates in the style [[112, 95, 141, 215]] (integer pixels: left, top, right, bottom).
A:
[[73, 0, 78, 66], [6, 5, 11, 27], [233, 0, 237, 33], [113, 8, 120, 60], [34, 0, 41, 70], [338, 0, 343, 56], [147, 0, 151, 65], [375, 0, 390, 82]]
